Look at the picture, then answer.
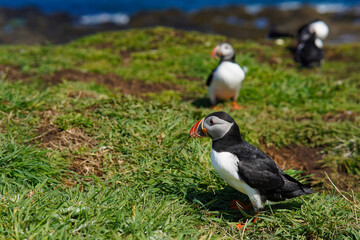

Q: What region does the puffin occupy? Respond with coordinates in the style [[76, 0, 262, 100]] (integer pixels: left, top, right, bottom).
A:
[[267, 19, 329, 42], [206, 43, 246, 110], [297, 20, 329, 43], [189, 111, 313, 216], [295, 33, 324, 68]]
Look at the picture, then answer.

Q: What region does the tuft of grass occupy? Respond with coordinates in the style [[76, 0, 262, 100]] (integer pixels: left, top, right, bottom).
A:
[[0, 135, 62, 187]]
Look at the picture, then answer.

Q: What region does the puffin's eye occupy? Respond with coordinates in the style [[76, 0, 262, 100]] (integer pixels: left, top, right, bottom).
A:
[[209, 119, 214, 125]]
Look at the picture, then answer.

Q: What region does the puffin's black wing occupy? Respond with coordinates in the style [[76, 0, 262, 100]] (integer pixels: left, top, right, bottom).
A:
[[206, 68, 216, 86], [230, 141, 313, 201], [229, 142, 285, 192]]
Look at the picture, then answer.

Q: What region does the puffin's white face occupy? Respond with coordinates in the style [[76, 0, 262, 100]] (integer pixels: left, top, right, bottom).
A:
[[189, 115, 234, 140], [211, 42, 235, 61], [203, 116, 234, 140], [309, 21, 329, 40]]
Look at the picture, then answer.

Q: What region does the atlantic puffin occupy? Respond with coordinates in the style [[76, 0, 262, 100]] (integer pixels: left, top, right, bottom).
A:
[[189, 111, 313, 215], [297, 20, 329, 43], [295, 33, 324, 68], [267, 19, 329, 42], [206, 43, 246, 110]]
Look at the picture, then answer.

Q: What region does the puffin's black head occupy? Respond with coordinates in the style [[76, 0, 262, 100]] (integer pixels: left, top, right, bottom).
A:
[[298, 20, 329, 43], [189, 111, 241, 141], [211, 42, 235, 62]]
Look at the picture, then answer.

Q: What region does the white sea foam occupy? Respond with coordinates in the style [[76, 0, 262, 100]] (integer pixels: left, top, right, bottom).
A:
[[278, 1, 302, 10], [245, 4, 263, 14], [313, 3, 349, 13], [244, 2, 353, 15], [79, 12, 130, 25]]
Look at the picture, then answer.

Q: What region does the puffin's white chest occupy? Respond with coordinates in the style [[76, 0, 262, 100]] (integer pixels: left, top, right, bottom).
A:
[[210, 149, 264, 210], [210, 149, 247, 194], [211, 62, 245, 99]]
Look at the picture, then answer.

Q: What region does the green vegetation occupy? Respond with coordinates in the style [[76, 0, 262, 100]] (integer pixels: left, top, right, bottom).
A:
[[0, 27, 359, 239]]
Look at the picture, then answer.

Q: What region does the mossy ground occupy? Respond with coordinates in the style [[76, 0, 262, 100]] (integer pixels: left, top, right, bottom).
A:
[[0, 27, 359, 239]]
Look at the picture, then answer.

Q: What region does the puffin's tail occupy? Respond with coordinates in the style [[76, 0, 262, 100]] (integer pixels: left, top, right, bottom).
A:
[[266, 173, 313, 202]]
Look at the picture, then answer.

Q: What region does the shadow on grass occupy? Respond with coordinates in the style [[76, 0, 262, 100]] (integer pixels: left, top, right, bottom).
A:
[[185, 185, 251, 222], [185, 185, 304, 222], [190, 97, 231, 109], [190, 97, 212, 108], [186, 186, 302, 222]]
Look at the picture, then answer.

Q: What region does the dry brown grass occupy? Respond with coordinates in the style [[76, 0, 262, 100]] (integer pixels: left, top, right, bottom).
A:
[[30, 110, 109, 177]]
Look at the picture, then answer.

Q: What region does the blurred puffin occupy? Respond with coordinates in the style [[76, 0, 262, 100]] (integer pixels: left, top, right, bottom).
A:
[[267, 19, 329, 41], [206, 43, 246, 110], [295, 33, 324, 68], [189, 111, 313, 226], [295, 20, 328, 68], [297, 20, 329, 42]]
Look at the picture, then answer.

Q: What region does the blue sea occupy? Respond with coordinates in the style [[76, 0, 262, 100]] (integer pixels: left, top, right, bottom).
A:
[[1, 0, 360, 25], [1, 0, 360, 15]]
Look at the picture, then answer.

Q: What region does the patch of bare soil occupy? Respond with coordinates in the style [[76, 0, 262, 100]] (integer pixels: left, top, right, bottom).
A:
[[323, 111, 358, 122], [262, 142, 360, 191], [119, 50, 132, 66], [261, 142, 326, 179], [36, 125, 96, 151], [292, 115, 314, 122], [38, 125, 105, 177], [0, 65, 31, 82], [93, 43, 114, 50], [325, 47, 359, 62], [43, 69, 183, 98], [70, 150, 107, 177], [32, 114, 107, 177]]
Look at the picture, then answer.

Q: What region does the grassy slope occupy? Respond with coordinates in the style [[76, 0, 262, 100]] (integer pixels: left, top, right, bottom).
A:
[[0, 27, 359, 239]]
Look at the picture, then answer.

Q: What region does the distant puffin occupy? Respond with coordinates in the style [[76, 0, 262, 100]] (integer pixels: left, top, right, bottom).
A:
[[267, 19, 329, 42], [295, 33, 324, 68], [189, 112, 313, 216], [298, 20, 329, 42], [206, 43, 246, 110]]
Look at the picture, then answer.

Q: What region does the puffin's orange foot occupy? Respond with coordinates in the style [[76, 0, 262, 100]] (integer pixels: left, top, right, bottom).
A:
[[231, 101, 244, 110], [254, 213, 259, 223], [229, 200, 252, 210], [236, 223, 249, 230], [235, 213, 259, 231]]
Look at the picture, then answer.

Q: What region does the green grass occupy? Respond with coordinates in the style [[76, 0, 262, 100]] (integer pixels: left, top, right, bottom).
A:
[[0, 27, 359, 239]]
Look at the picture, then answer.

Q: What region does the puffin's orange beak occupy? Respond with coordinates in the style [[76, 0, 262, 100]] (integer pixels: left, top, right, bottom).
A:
[[211, 45, 219, 58], [189, 118, 207, 137]]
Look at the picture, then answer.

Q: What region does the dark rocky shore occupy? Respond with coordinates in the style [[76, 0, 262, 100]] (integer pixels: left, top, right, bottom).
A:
[[0, 6, 359, 45]]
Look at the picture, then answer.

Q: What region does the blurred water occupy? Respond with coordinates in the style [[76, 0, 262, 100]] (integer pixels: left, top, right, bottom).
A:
[[0, 0, 359, 15]]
